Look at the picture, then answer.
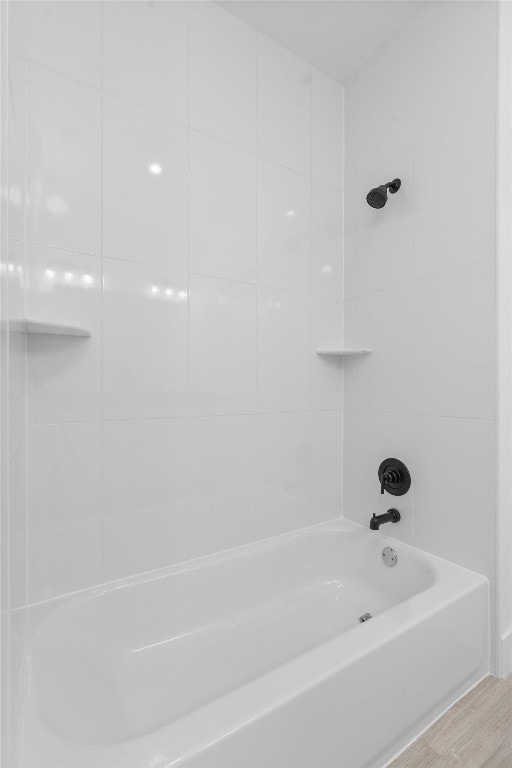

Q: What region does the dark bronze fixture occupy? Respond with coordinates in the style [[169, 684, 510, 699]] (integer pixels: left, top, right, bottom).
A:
[[370, 508, 401, 531], [366, 178, 401, 208], [378, 458, 411, 496]]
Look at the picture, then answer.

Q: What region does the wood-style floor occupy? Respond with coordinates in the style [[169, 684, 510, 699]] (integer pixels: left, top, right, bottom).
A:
[[389, 675, 512, 768]]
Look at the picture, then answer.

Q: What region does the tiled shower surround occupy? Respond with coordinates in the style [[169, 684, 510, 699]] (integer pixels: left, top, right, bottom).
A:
[[7, 1, 344, 606], [7, 0, 499, 619]]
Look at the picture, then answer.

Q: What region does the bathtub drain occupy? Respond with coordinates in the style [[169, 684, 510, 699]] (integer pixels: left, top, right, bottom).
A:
[[359, 612, 372, 623]]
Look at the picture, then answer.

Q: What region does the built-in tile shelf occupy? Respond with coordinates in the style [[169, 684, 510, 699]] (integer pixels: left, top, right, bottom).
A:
[[9, 319, 91, 337], [316, 348, 372, 357]]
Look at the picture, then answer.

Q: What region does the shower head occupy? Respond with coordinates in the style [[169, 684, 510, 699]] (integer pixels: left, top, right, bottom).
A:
[[366, 178, 401, 209]]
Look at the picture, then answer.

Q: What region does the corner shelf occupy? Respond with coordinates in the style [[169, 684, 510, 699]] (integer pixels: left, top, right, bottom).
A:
[[316, 348, 372, 357], [10, 319, 91, 338]]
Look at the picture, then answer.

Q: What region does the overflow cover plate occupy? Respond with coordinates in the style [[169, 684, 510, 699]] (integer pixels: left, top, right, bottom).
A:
[[382, 547, 398, 567]]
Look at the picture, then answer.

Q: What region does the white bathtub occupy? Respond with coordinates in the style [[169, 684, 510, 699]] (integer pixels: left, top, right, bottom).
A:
[[20, 520, 489, 768]]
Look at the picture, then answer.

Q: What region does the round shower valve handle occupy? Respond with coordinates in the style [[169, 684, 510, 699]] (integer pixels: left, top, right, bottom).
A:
[[378, 458, 411, 496], [380, 469, 400, 494]]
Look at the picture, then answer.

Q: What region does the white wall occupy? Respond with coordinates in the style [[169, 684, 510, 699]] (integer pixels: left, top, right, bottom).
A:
[[497, 0, 512, 677], [6, 0, 344, 608], [343, 0, 497, 589]]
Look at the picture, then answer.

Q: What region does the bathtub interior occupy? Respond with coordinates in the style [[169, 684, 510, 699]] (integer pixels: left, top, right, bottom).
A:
[[29, 524, 437, 746]]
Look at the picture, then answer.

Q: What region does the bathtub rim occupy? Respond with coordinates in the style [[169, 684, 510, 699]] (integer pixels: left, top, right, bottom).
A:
[[19, 516, 487, 624]]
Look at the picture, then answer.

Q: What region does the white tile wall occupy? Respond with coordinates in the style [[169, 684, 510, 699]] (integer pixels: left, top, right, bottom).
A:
[[102, 259, 189, 420], [414, 260, 496, 420], [343, 80, 357, 192], [103, 96, 189, 271], [7, 55, 26, 243], [9, 427, 27, 610], [189, 2, 257, 152], [26, 245, 102, 424], [343, 0, 497, 578], [414, 103, 496, 279], [256, 412, 313, 528], [343, 185, 357, 301], [189, 131, 257, 282], [27, 423, 101, 603], [189, 415, 258, 554], [27, 64, 101, 254], [27, 0, 101, 88], [354, 26, 413, 181], [102, 418, 190, 581], [189, 274, 257, 416], [7, 0, 27, 58], [414, 415, 496, 577], [311, 297, 343, 411], [311, 411, 343, 517], [256, 411, 341, 538], [311, 181, 343, 299], [311, 71, 343, 189], [257, 160, 311, 293], [412, 0, 497, 146], [102, 1, 188, 123], [346, 284, 413, 415], [7, 241, 26, 429], [10, 0, 344, 604], [257, 287, 312, 413], [4, 25, 29, 747], [257, 35, 312, 175], [341, 298, 359, 409]]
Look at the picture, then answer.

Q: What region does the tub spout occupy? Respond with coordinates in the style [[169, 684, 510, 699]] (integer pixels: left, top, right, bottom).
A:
[[370, 509, 401, 530]]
